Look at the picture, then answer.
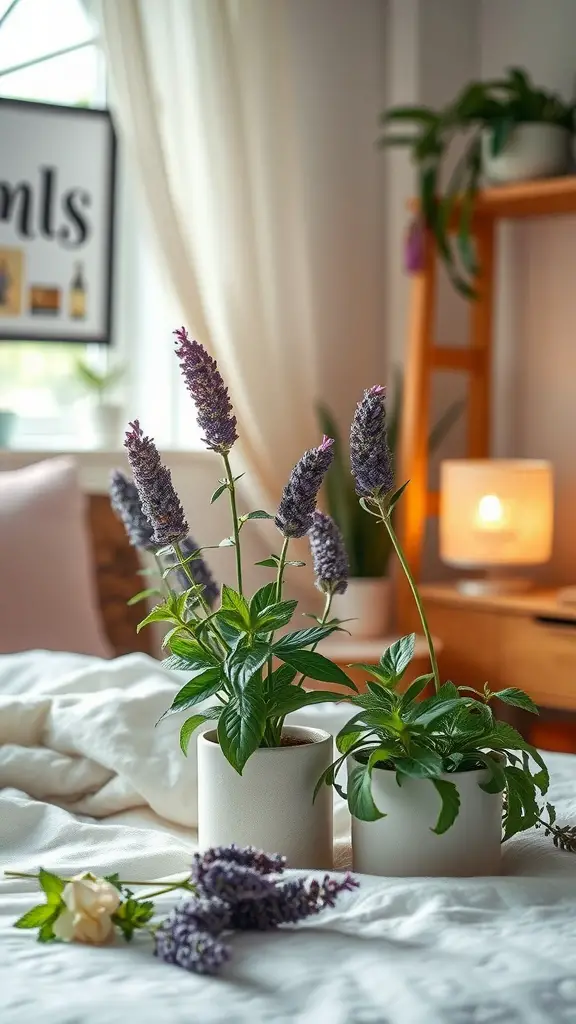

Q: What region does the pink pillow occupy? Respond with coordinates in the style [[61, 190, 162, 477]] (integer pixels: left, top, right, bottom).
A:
[[0, 458, 111, 657]]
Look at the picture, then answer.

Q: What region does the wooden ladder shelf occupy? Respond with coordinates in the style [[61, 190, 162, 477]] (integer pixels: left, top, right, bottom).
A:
[[398, 175, 576, 627]]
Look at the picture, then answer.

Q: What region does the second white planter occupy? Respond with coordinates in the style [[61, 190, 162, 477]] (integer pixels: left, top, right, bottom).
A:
[[482, 123, 571, 185], [332, 577, 391, 638], [197, 726, 333, 869], [350, 755, 503, 877]]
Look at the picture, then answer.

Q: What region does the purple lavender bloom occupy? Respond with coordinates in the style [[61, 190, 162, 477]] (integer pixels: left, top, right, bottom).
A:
[[405, 217, 425, 273], [192, 845, 285, 879], [230, 873, 359, 930], [109, 469, 155, 550], [308, 511, 349, 596], [350, 386, 394, 498], [124, 420, 188, 546], [174, 327, 238, 454], [168, 897, 232, 938], [195, 861, 278, 903], [275, 436, 335, 538], [173, 535, 219, 609], [155, 921, 230, 975]]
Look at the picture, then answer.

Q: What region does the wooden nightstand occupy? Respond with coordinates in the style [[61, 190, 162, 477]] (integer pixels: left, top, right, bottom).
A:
[[420, 584, 576, 711]]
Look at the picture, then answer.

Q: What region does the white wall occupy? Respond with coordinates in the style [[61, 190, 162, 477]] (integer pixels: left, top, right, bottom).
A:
[[480, 0, 576, 582]]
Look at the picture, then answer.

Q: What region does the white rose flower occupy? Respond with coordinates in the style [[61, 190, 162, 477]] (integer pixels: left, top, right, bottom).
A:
[[53, 874, 121, 945]]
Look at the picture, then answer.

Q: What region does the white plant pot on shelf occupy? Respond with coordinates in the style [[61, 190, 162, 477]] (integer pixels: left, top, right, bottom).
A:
[[92, 402, 123, 449], [350, 755, 503, 877], [482, 123, 570, 185], [332, 578, 390, 639], [197, 726, 333, 868]]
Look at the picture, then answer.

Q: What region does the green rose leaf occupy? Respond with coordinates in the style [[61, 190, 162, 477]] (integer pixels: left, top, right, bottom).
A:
[[225, 643, 271, 692], [252, 600, 298, 632], [14, 903, 60, 929], [492, 688, 539, 715], [159, 668, 223, 720], [430, 778, 461, 834], [277, 649, 357, 690], [39, 869, 64, 902], [378, 633, 415, 684], [273, 625, 339, 654], [347, 760, 385, 822], [217, 681, 266, 774]]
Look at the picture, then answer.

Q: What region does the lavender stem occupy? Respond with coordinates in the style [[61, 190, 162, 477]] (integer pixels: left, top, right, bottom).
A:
[[222, 453, 243, 595]]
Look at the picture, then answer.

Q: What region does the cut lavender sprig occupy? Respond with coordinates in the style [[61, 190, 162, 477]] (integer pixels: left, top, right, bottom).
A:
[[275, 436, 335, 538], [155, 921, 230, 975], [172, 535, 219, 609], [109, 469, 155, 550], [192, 845, 286, 879], [308, 511, 349, 596], [194, 862, 279, 903], [174, 327, 238, 454], [124, 420, 188, 546], [228, 873, 359, 930], [350, 386, 394, 498]]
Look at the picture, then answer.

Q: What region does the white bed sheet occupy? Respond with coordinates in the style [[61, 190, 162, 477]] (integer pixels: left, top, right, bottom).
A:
[[1, 650, 576, 1024]]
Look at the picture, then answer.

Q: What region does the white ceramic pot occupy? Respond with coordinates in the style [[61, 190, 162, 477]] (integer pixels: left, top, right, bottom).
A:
[[93, 402, 123, 448], [197, 726, 333, 868], [350, 755, 503, 877], [482, 123, 570, 185], [332, 577, 390, 638]]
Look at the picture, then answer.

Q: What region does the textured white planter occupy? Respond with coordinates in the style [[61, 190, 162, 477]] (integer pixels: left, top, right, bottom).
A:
[[350, 755, 503, 877], [197, 726, 333, 869], [93, 403, 123, 448], [482, 123, 570, 185], [332, 578, 391, 638]]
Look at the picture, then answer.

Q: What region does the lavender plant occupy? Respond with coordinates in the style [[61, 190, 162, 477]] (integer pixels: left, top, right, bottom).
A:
[[315, 385, 564, 844], [115, 330, 357, 772]]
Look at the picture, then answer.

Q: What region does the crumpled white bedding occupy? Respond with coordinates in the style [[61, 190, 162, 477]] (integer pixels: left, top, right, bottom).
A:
[[1, 650, 576, 1024]]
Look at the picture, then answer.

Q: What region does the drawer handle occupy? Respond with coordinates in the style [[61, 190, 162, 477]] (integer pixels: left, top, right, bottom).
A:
[[535, 615, 576, 630]]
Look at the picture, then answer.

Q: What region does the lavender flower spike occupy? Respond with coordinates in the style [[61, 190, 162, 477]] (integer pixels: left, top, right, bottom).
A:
[[174, 327, 238, 454], [109, 469, 155, 550], [124, 420, 188, 546], [308, 511, 349, 596], [350, 386, 394, 498], [230, 873, 359, 931], [275, 436, 335, 538], [175, 535, 220, 609]]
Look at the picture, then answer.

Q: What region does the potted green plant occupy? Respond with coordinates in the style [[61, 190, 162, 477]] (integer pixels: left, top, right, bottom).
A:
[[379, 66, 575, 297], [111, 328, 358, 869], [76, 357, 125, 447], [317, 372, 463, 637], [316, 384, 556, 877]]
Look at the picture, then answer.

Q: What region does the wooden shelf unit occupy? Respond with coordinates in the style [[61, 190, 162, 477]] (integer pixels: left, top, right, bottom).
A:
[[398, 175, 576, 628]]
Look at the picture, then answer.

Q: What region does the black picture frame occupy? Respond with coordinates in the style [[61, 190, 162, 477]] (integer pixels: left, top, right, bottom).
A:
[[0, 97, 117, 345]]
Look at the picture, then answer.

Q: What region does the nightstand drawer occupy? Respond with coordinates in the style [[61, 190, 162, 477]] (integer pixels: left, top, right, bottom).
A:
[[501, 616, 576, 709]]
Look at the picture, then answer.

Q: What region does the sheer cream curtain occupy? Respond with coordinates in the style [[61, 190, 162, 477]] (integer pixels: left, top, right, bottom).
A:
[[96, 0, 387, 510]]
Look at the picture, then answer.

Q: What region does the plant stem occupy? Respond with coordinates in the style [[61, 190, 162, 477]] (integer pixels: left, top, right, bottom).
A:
[[172, 540, 227, 657], [275, 537, 290, 602], [296, 591, 333, 688], [153, 552, 172, 600], [4, 871, 193, 888], [134, 881, 195, 901], [222, 453, 243, 595], [378, 508, 441, 693]]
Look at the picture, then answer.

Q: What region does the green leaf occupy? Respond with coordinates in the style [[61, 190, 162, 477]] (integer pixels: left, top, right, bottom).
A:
[[383, 105, 437, 123], [221, 585, 251, 626], [378, 634, 416, 684], [14, 904, 59, 929], [430, 779, 460, 834], [255, 557, 280, 568], [396, 744, 444, 779], [273, 625, 339, 654], [347, 761, 385, 822], [137, 602, 176, 633], [367, 747, 393, 772], [349, 663, 397, 688], [39, 869, 64, 902], [127, 587, 162, 606], [492, 688, 539, 715], [252, 600, 298, 632], [217, 681, 266, 773], [210, 482, 228, 504], [137, 566, 157, 577], [265, 662, 298, 695], [180, 714, 209, 755], [350, 687, 397, 715], [37, 921, 58, 942], [160, 668, 223, 719], [386, 480, 410, 512], [278, 649, 357, 690], [225, 643, 271, 691], [476, 752, 507, 794], [503, 764, 540, 839], [400, 674, 434, 708], [336, 728, 363, 754], [169, 634, 219, 667], [249, 583, 278, 619], [242, 510, 274, 522], [267, 687, 343, 717]]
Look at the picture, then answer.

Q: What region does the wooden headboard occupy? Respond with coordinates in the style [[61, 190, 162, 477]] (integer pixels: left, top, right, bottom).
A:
[[88, 495, 154, 658]]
